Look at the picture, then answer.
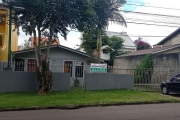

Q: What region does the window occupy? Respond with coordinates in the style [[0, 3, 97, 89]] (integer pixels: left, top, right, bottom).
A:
[[75, 61, 84, 78], [125, 51, 131, 54], [103, 49, 109, 54], [27, 59, 37, 72], [0, 35, 2, 47], [173, 74, 180, 82], [64, 61, 73, 77], [15, 58, 25, 71]]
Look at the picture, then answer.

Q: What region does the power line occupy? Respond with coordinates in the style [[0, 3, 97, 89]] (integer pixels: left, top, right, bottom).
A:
[[121, 10, 180, 19], [10, 8, 180, 27], [4, 1, 180, 19], [119, 21, 180, 27], [17, 7, 180, 27], [69, 30, 171, 38], [13, 5, 180, 20], [124, 17, 180, 25], [3, 2, 180, 28], [125, 3, 180, 11]]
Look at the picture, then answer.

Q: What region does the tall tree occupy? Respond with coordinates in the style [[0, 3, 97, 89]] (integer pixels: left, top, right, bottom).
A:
[[134, 37, 151, 50], [81, 29, 108, 55], [3, 0, 93, 94], [90, 0, 126, 62]]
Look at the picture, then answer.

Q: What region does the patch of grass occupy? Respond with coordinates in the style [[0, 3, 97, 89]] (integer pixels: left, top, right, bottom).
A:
[[0, 90, 179, 109]]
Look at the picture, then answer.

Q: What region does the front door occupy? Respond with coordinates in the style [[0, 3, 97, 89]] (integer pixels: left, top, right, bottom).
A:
[[64, 61, 73, 77], [75, 61, 84, 78]]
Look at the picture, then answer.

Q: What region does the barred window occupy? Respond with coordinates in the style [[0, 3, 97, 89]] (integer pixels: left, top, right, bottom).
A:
[[15, 58, 25, 71]]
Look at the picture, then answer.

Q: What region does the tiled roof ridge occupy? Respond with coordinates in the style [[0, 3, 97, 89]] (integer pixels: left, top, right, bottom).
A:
[[118, 44, 180, 57]]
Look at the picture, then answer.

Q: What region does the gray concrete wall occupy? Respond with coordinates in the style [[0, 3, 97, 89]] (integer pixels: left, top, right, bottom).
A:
[[0, 72, 70, 93], [85, 73, 133, 90], [114, 53, 180, 83], [114, 53, 180, 75]]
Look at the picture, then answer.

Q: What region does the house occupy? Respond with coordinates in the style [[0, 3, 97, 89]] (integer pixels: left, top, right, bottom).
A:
[[106, 31, 137, 53], [12, 45, 90, 86], [156, 27, 180, 46], [114, 44, 180, 76], [0, 5, 18, 61], [100, 45, 112, 60]]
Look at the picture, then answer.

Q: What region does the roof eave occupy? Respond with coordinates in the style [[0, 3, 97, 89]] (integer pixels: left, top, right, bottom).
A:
[[13, 45, 90, 57], [152, 44, 180, 54], [156, 28, 180, 45]]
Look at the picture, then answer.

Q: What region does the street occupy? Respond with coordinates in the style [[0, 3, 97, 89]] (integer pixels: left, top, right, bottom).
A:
[[1, 103, 180, 120]]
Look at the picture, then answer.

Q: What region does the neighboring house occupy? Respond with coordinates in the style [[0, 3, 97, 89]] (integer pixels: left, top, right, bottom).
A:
[[100, 45, 112, 60], [12, 45, 90, 86], [0, 5, 18, 61], [29, 37, 60, 48], [106, 31, 137, 53], [114, 44, 180, 76], [156, 27, 180, 46]]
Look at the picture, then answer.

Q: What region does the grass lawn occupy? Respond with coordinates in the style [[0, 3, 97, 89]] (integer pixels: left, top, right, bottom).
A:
[[0, 89, 180, 109]]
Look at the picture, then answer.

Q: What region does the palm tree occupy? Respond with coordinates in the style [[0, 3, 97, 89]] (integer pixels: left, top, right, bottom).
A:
[[92, 0, 127, 62]]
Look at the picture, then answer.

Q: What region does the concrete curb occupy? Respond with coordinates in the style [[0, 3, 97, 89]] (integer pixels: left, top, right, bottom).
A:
[[0, 101, 174, 112]]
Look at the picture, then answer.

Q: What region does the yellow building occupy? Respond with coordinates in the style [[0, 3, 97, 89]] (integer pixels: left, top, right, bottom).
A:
[[0, 6, 18, 61]]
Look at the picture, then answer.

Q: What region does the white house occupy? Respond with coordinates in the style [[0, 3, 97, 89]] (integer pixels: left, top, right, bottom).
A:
[[100, 31, 136, 60], [106, 31, 137, 53], [101, 45, 112, 60]]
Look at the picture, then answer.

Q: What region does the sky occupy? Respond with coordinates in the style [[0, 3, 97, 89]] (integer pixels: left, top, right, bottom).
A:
[[17, 0, 180, 49]]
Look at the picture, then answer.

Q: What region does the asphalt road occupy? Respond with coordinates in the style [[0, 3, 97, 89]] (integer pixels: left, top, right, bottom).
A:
[[1, 103, 180, 120]]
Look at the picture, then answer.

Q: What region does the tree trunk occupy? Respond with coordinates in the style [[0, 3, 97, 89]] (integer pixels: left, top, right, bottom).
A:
[[36, 27, 53, 94], [97, 29, 102, 63]]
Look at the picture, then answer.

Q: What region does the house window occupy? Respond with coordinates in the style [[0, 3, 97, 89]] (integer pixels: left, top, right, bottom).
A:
[[27, 59, 37, 72], [125, 51, 131, 54], [64, 61, 73, 77], [103, 49, 109, 54], [0, 35, 2, 47], [27, 59, 51, 72], [75, 61, 84, 78], [15, 58, 25, 71]]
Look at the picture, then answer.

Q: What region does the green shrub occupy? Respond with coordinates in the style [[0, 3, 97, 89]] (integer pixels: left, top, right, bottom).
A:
[[134, 54, 153, 84]]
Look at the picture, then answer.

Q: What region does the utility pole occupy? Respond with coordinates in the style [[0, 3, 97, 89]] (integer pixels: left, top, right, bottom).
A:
[[7, 6, 12, 69]]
